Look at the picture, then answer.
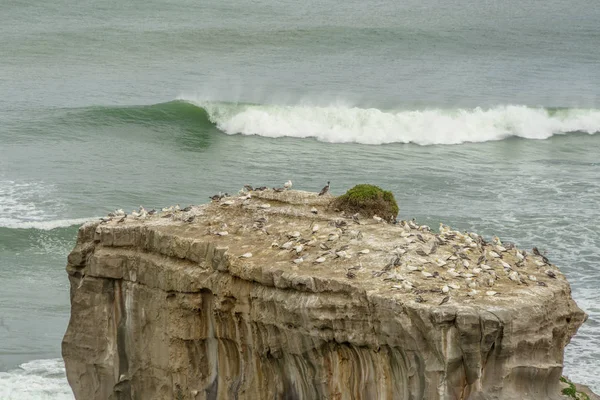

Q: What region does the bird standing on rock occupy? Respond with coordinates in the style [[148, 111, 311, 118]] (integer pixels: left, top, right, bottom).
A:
[[284, 180, 293, 190], [318, 181, 330, 196]]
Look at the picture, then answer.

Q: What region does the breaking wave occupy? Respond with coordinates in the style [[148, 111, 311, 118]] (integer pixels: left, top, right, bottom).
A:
[[63, 99, 600, 145], [181, 98, 600, 145], [0, 217, 97, 230]]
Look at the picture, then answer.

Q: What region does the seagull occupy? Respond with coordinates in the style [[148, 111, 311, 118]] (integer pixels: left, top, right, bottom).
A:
[[284, 180, 293, 190], [318, 181, 330, 196]]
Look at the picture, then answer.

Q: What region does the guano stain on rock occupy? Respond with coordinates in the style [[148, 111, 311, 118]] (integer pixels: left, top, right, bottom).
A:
[[62, 189, 587, 400]]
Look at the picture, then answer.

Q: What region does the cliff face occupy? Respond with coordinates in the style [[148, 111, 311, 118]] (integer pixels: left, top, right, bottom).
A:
[[62, 190, 587, 400]]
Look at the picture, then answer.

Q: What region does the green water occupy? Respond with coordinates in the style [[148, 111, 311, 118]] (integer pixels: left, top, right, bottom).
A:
[[1, 0, 599, 397]]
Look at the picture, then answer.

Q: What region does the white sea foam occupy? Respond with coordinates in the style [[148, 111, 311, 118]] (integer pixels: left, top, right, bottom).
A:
[[0, 180, 96, 230], [182, 97, 600, 145], [0, 217, 97, 230], [0, 359, 73, 400]]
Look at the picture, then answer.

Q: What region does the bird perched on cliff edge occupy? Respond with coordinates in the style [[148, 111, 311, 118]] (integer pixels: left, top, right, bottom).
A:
[[284, 180, 293, 190], [318, 181, 330, 196]]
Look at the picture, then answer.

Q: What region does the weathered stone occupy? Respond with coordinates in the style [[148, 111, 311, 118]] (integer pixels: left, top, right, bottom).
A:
[[62, 190, 588, 400]]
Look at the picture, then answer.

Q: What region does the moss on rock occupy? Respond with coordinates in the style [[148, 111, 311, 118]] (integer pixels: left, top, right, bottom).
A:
[[332, 184, 399, 221], [560, 376, 591, 400]]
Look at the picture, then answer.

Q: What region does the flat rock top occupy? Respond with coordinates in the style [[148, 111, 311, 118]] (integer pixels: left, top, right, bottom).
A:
[[96, 189, 568, 306]]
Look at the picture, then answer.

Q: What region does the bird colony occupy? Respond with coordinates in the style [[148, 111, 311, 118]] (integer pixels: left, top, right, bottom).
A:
[[97, 182, 563, 305]]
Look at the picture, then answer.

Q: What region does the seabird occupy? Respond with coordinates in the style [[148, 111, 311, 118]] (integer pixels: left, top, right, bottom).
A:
[[182, 205, 192, 212], [273, 187, 285, 192], [439, 296, 450, 305], [243, 184, 254, 192], [318, 181, 330, 196], [284, 180, 293, 190]]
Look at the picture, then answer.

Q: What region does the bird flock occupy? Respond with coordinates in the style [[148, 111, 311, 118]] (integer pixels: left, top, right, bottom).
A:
[[97, 180, 560, 305]]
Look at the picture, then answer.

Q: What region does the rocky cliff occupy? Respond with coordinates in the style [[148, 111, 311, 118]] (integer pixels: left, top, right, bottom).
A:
[[62, 190, 587, 400]]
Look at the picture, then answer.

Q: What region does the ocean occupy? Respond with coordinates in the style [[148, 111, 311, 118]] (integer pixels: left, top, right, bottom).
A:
[[0, 0, 599, 397]]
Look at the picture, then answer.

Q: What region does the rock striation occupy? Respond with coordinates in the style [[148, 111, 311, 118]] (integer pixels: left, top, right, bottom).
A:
[[62, 189, 587, 400]]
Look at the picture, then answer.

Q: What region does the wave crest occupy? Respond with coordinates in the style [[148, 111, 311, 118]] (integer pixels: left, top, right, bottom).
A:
[[180, 97, 600, 145]]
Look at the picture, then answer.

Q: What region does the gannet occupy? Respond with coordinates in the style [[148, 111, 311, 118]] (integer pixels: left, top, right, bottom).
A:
[[318, 181, 330, 196], [284, 180, 292, 190]]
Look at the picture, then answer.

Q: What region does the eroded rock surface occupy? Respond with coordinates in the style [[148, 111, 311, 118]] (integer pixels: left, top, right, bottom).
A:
[[62, 190, 587, 400]]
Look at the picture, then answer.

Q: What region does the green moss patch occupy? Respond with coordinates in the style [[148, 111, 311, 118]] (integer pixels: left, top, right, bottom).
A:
[[561, 376, 590, 400], [332, 184, 399, 221]]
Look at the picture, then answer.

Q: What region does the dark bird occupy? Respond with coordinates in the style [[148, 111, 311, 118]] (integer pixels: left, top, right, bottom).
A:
[[416, 234, 426, 243], [532, 247, 542, 256], [255, 186, 268, 191], [416, 248, 429, 257], [184, 216, 195, 223], [244, 184, 254, 191], [117, 215, 127, 223], [430, 241, 439, 254], [148, 209, 156, 215], [476, 255, 486, 265], [182, 206, 192, 212], [273, 187, 285, 192], [545, 270, 557, 279], [537, 281, 547, 287], [415, 295, 426, 303], [346, 270, 356, 279], [318, 181, 330, 196], [439, 296, 450, 305]]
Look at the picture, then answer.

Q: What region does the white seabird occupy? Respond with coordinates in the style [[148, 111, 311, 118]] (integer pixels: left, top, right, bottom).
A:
[[284, 180, 293, 190]]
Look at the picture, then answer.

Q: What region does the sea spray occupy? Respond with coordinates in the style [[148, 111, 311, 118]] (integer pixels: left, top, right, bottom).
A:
[[183, 99, 600, 145]]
